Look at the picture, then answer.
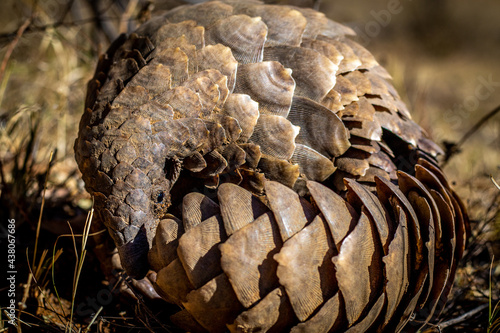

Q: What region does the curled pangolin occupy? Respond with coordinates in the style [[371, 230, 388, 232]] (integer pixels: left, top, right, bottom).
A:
[[74, 1, 468, 331]]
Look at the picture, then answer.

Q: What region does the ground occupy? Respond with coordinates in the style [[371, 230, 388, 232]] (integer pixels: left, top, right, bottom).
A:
[[0, 0, 499, 332]]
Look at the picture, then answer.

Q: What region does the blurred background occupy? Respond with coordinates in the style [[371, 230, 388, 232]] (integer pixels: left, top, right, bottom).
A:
[[0, 0, 498, 331]]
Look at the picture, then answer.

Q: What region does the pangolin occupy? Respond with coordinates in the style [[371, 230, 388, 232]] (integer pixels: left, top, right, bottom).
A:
[[75, 1, 468, 331]]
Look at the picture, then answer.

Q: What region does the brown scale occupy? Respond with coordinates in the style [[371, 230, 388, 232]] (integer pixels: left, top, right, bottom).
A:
[[74, 1, 469, 332], [205, 14, 267, 64]]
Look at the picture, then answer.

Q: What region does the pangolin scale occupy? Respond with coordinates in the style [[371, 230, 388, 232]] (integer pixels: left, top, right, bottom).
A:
[[74, 1, 468, 332]]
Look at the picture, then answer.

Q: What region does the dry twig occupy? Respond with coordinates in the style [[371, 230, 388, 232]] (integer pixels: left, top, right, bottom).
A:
[[443, 105, 500, 166], [437, 303, 488, 330]]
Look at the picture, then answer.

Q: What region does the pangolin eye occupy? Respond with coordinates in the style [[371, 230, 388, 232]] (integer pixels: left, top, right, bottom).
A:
[[156, 191, 165, 203]]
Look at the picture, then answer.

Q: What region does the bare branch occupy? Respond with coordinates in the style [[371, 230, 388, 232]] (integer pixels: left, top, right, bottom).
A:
[[437, 303, 488, 329], [443, 105, 500, 166]]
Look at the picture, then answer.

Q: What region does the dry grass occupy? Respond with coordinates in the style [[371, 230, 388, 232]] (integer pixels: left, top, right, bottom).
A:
[[0, 0, 499, 332]]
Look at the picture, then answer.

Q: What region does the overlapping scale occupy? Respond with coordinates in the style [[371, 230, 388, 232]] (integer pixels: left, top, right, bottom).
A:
[[301, 38, 343, 71], [205, 14, 267, 64], [288, 96, 351, 158], [217, 183, 268, 235], [264, 46, 337, 102], [197, 44, 238, 91], [151, 47, 189, 86], [182, 192, 220, 230], [291, 144, 336, 182], [181, 76, 221, 117], [292, 6, 330, 39], [318, 36, 362, 73], [335, 148, 371, 177], [289, 293, 341, 333], [229, 287, 296, 333], [155, 258, 193, 305], [74, 2, 468, 332], [127, 63, 171, 97], [345, 178, 391, 249], [183, 273, 243, 333], [333, 75, 359, 106], [249, 114, 299, 160], [258, 155, 300, 189], [163, 1, 234, 27], [341, 38, 379, 70], [333, 211, 377, 325], [275, 214, 336, 321], [148, 217, 183, 271], [152, 20, 205, 49], [154, 35, 198, 74], [232, 3, 307, 47], [177, 214, 227, 288], [345, 294, 385, 332], [156, 86, 203, 118], [219, 212, 281, 307], [234, 61, 295, 117], [265, 180, 310, 242]]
